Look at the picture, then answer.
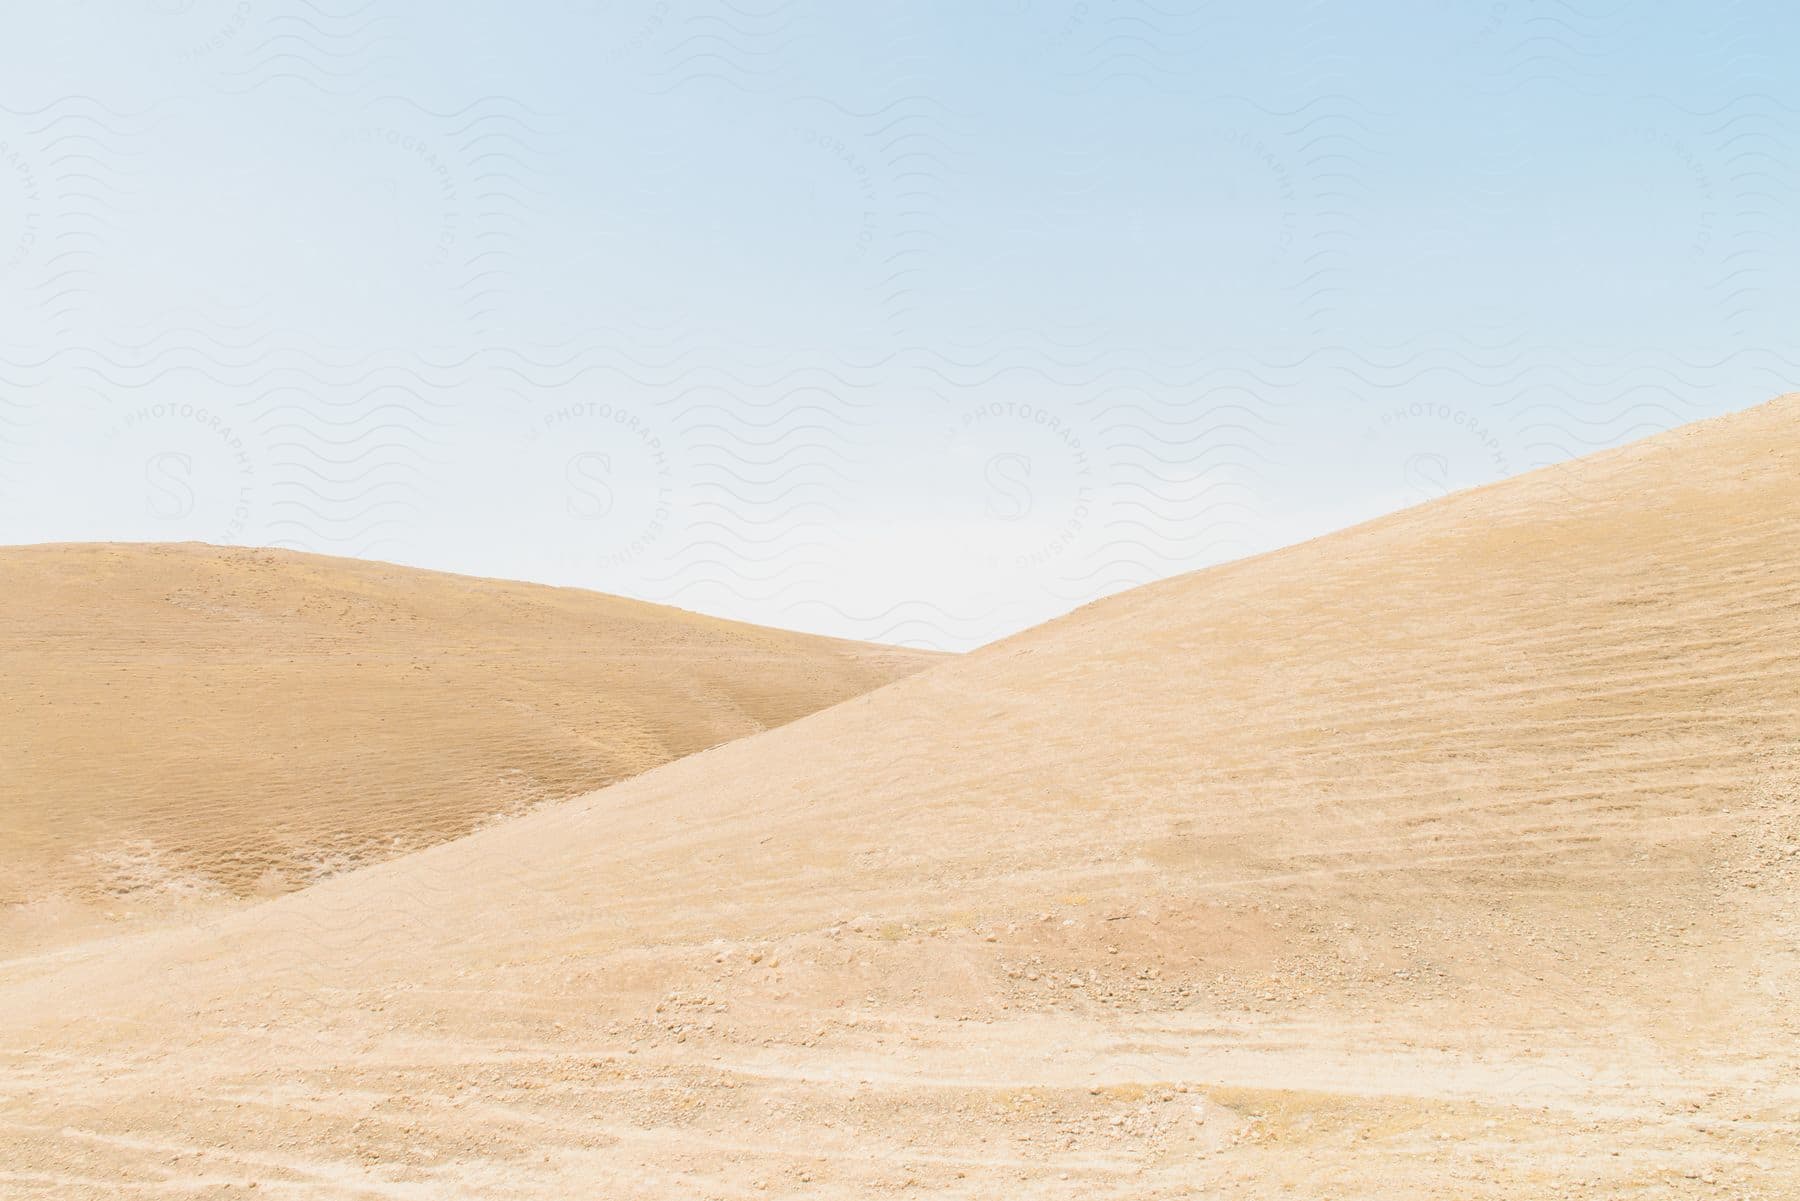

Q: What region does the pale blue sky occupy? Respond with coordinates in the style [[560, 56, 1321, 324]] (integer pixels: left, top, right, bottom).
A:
[[2, 2, 1796, 647]]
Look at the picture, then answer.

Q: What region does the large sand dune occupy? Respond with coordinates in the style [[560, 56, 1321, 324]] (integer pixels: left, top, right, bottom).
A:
[[4, 401, 1799, 1197], [0, 543, 937, 951]]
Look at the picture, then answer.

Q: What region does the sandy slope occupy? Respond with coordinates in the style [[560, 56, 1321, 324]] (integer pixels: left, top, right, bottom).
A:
[[0, 543, 938, 952], [4, 400, 1800, 1198]]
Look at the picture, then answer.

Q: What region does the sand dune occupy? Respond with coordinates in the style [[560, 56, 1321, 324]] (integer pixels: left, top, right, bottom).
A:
[[0, 543, 938, 951], [4, 401, 1799, 1198]]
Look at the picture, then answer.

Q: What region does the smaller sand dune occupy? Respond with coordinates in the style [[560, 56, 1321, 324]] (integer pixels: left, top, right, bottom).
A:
[[0, 543, 939, 951]]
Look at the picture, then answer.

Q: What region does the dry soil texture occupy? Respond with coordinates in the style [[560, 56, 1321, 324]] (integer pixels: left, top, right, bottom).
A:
[[0, 543, 936, 952], [3, 401, 1799, 1198]]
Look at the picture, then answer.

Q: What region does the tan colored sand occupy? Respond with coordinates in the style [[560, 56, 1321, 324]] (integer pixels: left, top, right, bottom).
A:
[[3, 400, 1799, 1198], [0, 543, 937, 952]]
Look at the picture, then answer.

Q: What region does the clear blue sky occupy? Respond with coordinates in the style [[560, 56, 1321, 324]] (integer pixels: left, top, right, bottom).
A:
[[2, 2, 1796, 647]]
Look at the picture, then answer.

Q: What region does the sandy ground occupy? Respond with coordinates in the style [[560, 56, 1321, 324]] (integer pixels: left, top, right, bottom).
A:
[[3, 399, 1799, 1197], [0, 543, 937, 954]]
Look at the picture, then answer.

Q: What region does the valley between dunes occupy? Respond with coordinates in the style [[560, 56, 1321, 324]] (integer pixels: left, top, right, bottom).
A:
[[4, 399, 1799, 1198]]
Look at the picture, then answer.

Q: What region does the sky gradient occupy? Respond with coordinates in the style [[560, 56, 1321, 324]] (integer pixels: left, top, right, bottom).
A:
[[3, 1, 1797, 647]]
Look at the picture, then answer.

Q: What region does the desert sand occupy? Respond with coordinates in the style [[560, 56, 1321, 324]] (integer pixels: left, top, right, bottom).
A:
[[0, 543, 937, 954], [3, 399, 1799, 1198]]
